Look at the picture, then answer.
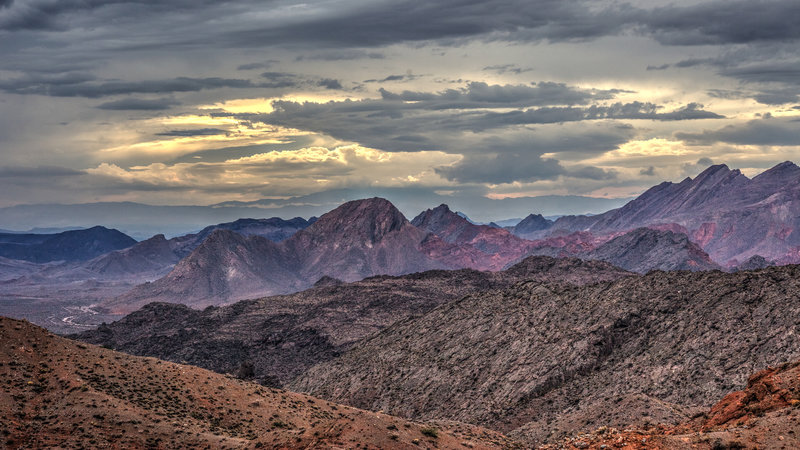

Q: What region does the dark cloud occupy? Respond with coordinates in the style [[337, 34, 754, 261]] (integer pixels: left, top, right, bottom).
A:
[[96, 97, 180, 110], [364, 74, 422, 83], [676, 117, 800, 146], [471, 102, 722, 131], [567, 165, 618, 180], [483, 64, 533, 75], [643, 1, 800, 46], [155, 128, 228, 137], [0, 0, 12, 9], [435, 154, 617, 184], [237, 60, 278, 71], [752, 89, 800, 105], [436, 155, 565, 184], [646, 64, 670, 71], [639, 166, 655, 176], [317, 78, 342, 90], [376, 81, 620, 108], [233, 83, 719, 154], [0, 165, 84, 177], [295, 50, 384, 61], [259, 72, 300, 88], [0, 76, 260, 98], [719, 61, 800, 85], [3, 0, 799, 53]]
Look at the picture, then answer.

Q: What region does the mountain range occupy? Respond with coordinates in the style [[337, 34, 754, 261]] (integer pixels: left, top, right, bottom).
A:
[[7, 161, 800, 448], [105, 198, 722, 313], [543, 161, 800, 265], [3, 160, 800, 332]]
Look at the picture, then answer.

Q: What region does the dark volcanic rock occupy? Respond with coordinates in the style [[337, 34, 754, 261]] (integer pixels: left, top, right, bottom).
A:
[[732, 254, 774, 272], [289, 265, 800, 446], [75, 256, 632, 387]]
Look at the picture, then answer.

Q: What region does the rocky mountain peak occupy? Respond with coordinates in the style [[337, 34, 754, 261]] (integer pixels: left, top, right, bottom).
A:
[[308, 197, 408, 243], [513, 213, 553, 235], [411, 204, 467, 229], [752, 160, 800, 187]]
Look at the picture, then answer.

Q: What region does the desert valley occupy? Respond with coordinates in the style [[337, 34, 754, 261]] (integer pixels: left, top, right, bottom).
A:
[[2, 162, 800, 448], [3, 0, 800, 447]]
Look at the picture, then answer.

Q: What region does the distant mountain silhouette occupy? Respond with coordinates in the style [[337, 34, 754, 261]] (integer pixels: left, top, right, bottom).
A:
[[0, 226, 136, 263]]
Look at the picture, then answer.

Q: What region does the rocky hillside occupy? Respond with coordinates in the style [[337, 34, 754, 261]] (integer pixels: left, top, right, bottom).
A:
[[290, 265, 800, 446], [75, 256, 632, 387], [0, 316, 512, 449], [582, 227, 720, 272], [524, 227, 720, 273], [105, 229, 302, 313], [549, 161, 800, 265]]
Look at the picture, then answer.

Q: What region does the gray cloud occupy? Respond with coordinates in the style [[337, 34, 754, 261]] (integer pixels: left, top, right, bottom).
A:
[[436, 155, 565, 183], [0, 76, 260, 98], [719, 61, 800, 85], [483, 64, 533, 75], [155, 128, 229, 137], [295, 50, 385, 61], [237, 60, 279, 71], [643, 1, 800, 46], [226, 83, 720, 155], [752, 88, 800, 105], [0, 165, 84, 177], [317, 78, 343, 90], [676, 117, 800, 146], [96, 97, 180, 110], [364, 74, 423, 83], [259, 72, 300, 88]]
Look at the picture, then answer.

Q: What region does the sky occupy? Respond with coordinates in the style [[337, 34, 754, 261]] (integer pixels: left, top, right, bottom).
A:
[[1, 0, 799, 220]]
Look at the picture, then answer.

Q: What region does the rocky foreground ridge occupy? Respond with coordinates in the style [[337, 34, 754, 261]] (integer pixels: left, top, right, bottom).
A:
[[0, 316, 513, 449]]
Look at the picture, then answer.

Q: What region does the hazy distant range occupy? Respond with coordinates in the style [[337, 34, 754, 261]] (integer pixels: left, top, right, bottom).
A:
[[0, 188, 630, 240]]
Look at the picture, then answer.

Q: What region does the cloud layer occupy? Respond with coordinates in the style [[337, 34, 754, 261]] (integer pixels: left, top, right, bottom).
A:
[[0, 0, 798, 218]]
